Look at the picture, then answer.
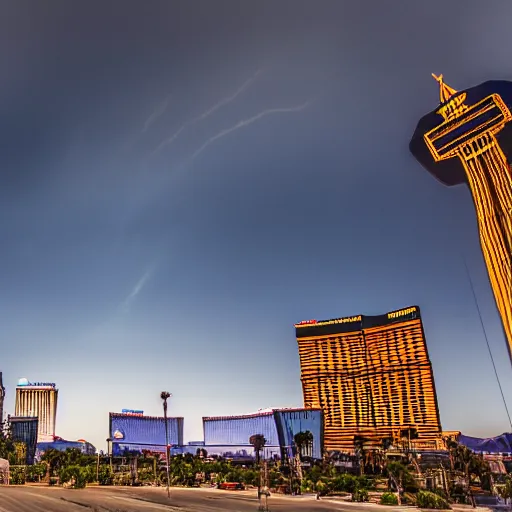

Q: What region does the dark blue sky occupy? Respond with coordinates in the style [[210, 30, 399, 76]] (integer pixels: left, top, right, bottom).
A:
[[1, 0, 512, 450]]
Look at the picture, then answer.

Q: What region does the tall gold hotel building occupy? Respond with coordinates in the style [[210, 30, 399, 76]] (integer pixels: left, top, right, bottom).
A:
[[296, 306, 442, 451], [15, 379, 58, 442]]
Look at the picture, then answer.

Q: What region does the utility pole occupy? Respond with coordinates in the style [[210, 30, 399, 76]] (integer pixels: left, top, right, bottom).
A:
[[160, 391, 172, 499], [258, 460, 270, 512]]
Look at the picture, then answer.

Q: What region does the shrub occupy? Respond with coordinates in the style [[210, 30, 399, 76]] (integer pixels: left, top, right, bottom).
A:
[[352, 488, 369, 502], [9, 467, 26, 485], [417, 490, 451, 509], [432, 488, 450, 501], [403, 492, 418, 506], [98, 466, 113, 486], [315, 480, 330, 496], [380, 492, 399, 505], [25, 463, 46, 483], [59, 465, 87, 489]]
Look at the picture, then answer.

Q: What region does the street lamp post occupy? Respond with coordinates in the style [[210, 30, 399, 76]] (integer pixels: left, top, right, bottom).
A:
[[106, 438, 113, 472], [96, 451, 100, 483], [160, 391, 172, 499]]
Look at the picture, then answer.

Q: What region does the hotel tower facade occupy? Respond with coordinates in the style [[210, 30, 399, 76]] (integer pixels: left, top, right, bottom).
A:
[[296, 306, 442, 451], [15, 380, 58, 442]]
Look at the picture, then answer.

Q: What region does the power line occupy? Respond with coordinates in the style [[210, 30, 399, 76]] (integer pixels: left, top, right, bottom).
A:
[[462, 256, 512, 430]]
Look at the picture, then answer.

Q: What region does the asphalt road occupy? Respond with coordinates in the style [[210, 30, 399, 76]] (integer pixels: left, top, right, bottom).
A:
[[0, 485, 389, 512]]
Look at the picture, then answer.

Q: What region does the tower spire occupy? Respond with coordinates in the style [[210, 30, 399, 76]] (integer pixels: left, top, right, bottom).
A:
[[432, 74, 458, 104]]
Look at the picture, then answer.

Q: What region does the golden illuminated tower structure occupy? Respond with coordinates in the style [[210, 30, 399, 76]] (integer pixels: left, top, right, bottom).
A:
[[410, 75, 512, 363], [15, 379, 58, 443], [296, 306, 442, 451]]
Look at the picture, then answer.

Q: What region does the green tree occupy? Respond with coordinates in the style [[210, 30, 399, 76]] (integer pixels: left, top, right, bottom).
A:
[[0, 421, 14, 460], [249, 434, 266, 465], [41, 449, 67, 480], [385, 461, 415, 505], [294, 431, 313, 460], [353, 436, 368, 476]]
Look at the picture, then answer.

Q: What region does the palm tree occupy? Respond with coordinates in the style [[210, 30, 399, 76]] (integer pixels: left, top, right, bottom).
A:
[[249, 434, 266, 501], [385, 460, 413, 505], [354, 435, 368, 476], [400, 427, 419, 453], [249, 434, 267, 465], [160, 391, 172, 498], [294, 431, 314, 460]]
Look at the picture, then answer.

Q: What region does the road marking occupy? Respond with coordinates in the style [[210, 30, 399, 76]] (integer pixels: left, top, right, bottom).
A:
[[107, 495, 183, 510]]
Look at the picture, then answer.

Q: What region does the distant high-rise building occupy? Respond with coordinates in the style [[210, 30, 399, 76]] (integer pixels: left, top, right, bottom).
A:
[[15, 379, 58, 443], [0, 373, 4, 425], [295, 306, 442, 451]]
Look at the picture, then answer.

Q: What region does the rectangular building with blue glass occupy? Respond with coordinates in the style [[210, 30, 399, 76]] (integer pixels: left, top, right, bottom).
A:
[[202, 407, 323, 460], [109, 412, 184, 455], [9, 416, 39, 465]]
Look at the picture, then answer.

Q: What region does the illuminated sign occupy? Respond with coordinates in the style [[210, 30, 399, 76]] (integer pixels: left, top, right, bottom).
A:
[[121, 409, 144, 416], [17, 379, 56, 388], [295, 316, 361, 328], [296, 320, 317, 326], [387, 307, 417, 319], [113, 430, 124, 440]]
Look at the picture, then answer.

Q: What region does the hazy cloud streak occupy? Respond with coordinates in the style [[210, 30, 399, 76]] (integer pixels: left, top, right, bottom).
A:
[[151, 70, 262, 155], [143, 96, 171, 133], [120, 264, 156, 312], [189, 101, 312, 161]]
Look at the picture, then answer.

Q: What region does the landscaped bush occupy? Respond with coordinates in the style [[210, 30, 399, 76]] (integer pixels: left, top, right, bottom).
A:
[[9, 467, 26, 485], [402, 492, 417, 505], [352, 488, 369, 502], [432, 488, 450, 501], [98, 466, 113, 485], [380, 492, 399, 505], [59, 465, 87, 489], [25, 463, 47, 483], [113, 472, 133, 486], [315, 480, 329, 496], [417, 490, 451, 509]]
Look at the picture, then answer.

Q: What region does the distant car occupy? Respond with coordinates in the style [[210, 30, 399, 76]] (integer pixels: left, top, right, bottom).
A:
[[217, 482, 245, 491]]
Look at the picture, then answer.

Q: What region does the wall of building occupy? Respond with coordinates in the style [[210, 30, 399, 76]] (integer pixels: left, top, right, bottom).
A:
[[202, 409, 324, 460], [296, 306, 442, 451], [35, 439, 96, 459], [204, 412, 280, 447], [15, 386, 58, 442], [109, 413, 184, 455], [9, 417, 39, 465]]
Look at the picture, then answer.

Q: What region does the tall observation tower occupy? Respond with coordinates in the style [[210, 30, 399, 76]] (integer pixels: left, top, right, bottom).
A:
[[410, 75, 512, 366]]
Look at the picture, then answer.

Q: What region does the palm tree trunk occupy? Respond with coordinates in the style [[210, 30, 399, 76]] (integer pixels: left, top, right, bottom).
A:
[[163, 401, 170, 498]]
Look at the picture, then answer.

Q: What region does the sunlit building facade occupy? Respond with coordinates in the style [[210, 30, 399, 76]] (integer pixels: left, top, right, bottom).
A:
[[410, 76, 512, 365], [296, 306, 442, 451], [15, 379, 58, 443], [203, 408, 323, 460], [109, 412, 184, 456]]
